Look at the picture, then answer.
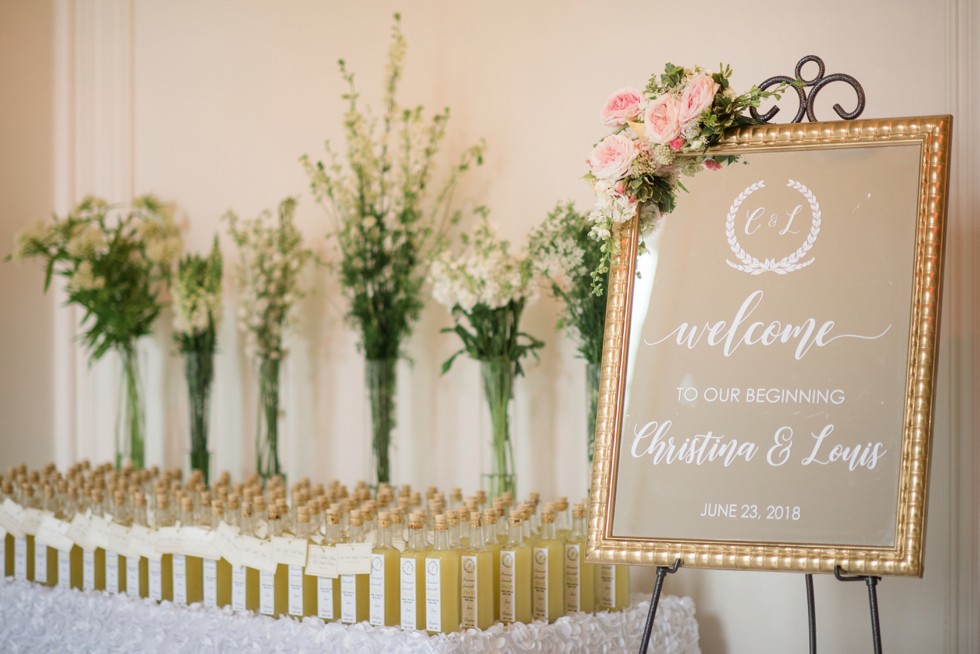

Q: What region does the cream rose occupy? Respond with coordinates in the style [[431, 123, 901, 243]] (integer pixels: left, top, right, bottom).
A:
[[588, 133, 638, 181], [642, 94, 682, 145], [600, 87, 644, 127], [678, 74, 719, 127]]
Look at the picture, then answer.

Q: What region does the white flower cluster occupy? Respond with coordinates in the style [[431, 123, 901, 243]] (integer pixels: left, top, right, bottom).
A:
[[533, 233, 585, 292], [66, 260, 104, 293], [430, 213, 535, 313], [65, 222, 107, 259], [226, 200, 314, 361]]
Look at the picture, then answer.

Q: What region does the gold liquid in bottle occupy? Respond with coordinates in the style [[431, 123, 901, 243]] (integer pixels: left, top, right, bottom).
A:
[[482, 508, 502, 621], [563, 503, 595, 613], [340, 510, 370, 624], [532, 509, 565, 623], [369, 512, 401, 627], [286, 506, 317, 618], [151, 492, 174, 602], [36, 484, 58, 587], [175, 496, 204, 606], [16, 483, 37, 582], [128, 491, 150, 598], [258, 504, 288, 617], [425, 513, 460, 634], [204, 500, 232, 608], [499, 512, 532, 625], [460, 513, 494, 630], [399, 513, 427, 631], [314, 508, 342, 622]]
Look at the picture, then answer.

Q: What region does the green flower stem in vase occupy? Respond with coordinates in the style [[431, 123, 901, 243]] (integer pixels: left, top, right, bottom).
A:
[[586, 361, 600, 464], [481, 358, 516, 499], [256, 356, 282, 481], [366, 357, 397, 485], [116, 342, 146, 470], [185, 348, 215, 484]]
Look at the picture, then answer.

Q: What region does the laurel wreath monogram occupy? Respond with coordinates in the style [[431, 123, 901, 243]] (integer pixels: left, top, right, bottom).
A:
[[725, 179, 821, 275]]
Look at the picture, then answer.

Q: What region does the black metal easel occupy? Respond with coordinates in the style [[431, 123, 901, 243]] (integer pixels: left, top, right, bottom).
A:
[[637, 56, 875, 654]]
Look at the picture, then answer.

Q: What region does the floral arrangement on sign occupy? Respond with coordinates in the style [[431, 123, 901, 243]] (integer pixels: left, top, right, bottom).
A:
[[225, 198, 315, 481], [172, 238, 223, 484], [431, 209, 543, 497], [302, 14, 485, 485], [528, 201, 607, 464], [10, 195, 181, 469], [585, 63, 781, 290]]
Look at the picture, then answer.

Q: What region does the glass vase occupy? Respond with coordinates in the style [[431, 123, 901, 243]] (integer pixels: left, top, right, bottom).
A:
[[185, 348, 215, 485], [586, 361, 600, 465], [115, 342, 145, 470], [256, 355, 282, 482], [366, 357, 397, 486], [480, 358, 516, 498]]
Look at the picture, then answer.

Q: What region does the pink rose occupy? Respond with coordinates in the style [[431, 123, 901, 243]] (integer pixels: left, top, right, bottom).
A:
[[600, 87, 644, 127], [588, 133, 638, 180], [642, 94, 682, 145], [678, 74, 719, 127], [704, 159, 722, 171], [669, 137, 685, 152]]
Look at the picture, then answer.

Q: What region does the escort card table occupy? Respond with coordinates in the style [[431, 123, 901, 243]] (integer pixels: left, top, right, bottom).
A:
[[0, 578, 700, 653]]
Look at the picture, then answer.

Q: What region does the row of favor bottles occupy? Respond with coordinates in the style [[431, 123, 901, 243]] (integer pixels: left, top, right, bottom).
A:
[[0, 462, 630, 632]]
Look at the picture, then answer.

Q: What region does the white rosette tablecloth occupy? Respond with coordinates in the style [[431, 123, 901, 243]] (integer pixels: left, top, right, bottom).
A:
[[0, 579, 700, 653]]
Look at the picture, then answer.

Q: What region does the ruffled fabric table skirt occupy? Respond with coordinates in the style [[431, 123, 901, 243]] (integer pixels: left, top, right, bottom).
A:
[[0, 578, 700, 653]]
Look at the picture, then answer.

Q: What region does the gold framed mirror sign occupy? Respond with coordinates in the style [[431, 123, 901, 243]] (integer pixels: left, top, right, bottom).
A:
[[588, 115, 952, 576]]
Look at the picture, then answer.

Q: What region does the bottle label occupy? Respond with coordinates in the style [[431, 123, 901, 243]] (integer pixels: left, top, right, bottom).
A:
[[148, 558, 162, 600], [14, 536, 27, 581], [460, 555, 478, 629], [203, 559, 218, 607], [499, 549, 516, 622], [34, 541, 47, 584], [106, 551, 119, 594], [340, 574, 360, 623], [173, 554, 187, 605], [564, 544, 581, 612], [126, 556, 140, 597], [259, 570, 275, 615], [399, 558, 417, 630], [231, 565, 246, 611], [317, 576, 335, 620], [599, 563, 615, 606], [83, 548, 95, 591], [57, 549, 70, 589], [424, 557, 441, 632], [369, 553, 385, 626], [532, 547, 548, 621], [287, 564, 303, 616]]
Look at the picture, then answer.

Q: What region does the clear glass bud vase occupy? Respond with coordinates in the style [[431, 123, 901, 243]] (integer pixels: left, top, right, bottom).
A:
[[586, 361, 600, 465], [480, 358, 516, 498], [256, 355, 282, 481], [185, 348, 215, 484], [366, 357, 397, 486], [116, 341, 145, 470]]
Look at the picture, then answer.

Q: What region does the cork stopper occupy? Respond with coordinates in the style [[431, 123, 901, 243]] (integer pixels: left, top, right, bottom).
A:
[[509, 513, 522, 526], [156, 493, 169, 510], [541, 510, 556, 525], [470, 513, 482, 528], [211, 500, 224, 516], [350, 509, 363, 528], [44, 484, 55, 500], [434, 514, 447, 531], [297, 507, 309, 525], [113, 489, 126, 506], [326, 509, 340, 526], [483, 508, 497, 524], [227, 494, 240, 511], [181, 496, 194, 514], [242, 501, 254, 519], [408, 513, 424, 530], [133, 491, 146, 507], [377, 512, 391, 529], [390, 508, 404, 525], [557, 496, 569, 511], [572, 503, 586, 519], [267, 505, 281, 521], [446, 509, 458, 527]]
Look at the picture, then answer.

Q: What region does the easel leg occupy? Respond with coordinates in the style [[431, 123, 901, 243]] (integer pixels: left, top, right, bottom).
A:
[[805, 573, 817, 654], [833, 566, 883, 654], [638, 559, 681, 654]]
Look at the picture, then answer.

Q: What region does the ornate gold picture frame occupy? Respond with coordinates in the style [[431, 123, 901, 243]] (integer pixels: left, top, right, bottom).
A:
[[588, 115, 951, 576]]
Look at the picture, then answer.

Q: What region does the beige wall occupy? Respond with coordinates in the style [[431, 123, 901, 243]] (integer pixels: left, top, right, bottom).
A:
[[0, 0, 56, 468], [1, 0, 977, 651]]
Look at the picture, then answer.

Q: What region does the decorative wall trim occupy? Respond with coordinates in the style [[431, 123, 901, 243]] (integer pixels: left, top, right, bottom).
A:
[[944, 0, 979, 651], [52, 0, 135, 468]]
